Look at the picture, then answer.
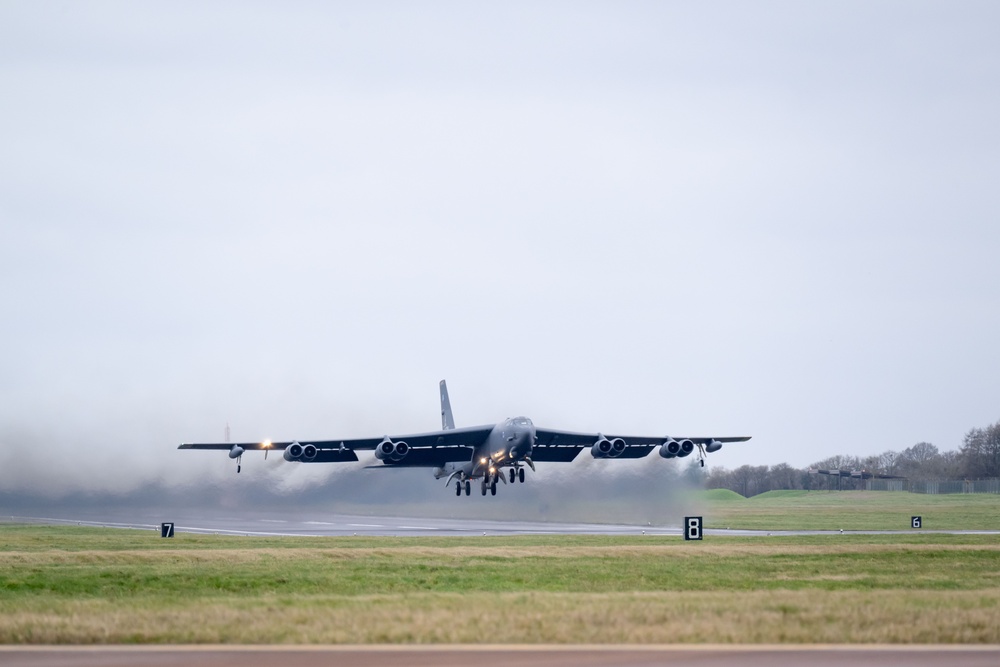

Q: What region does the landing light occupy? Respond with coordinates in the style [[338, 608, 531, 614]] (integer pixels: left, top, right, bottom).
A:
[[262, 440, 272, 448], [480, 458, 487, 464]]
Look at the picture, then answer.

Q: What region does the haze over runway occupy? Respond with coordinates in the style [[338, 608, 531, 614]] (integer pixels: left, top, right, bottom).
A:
[[2, 2, 999, 510]]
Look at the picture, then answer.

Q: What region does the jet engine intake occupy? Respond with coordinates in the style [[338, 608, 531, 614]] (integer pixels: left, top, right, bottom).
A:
[[658, 438, 694, 458], [301, 444, 317, 461], [375, 438, 410, 462], [677, 439, 694, 457], [659, 439, 680, 458], [591, 436, 626, 459], [610, 437, 626, 457], [283, 441, 304, 461]]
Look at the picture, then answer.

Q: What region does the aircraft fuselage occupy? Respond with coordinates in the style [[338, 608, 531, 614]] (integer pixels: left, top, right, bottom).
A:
[[475, 416, 535, 475], [434, 416, 535, 485]]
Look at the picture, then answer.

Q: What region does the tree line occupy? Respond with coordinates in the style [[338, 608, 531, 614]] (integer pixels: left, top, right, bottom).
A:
[[699, 418, 1000, 497]]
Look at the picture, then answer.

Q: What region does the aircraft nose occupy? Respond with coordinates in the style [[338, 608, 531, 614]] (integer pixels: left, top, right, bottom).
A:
[[510, 429, 533, 458]]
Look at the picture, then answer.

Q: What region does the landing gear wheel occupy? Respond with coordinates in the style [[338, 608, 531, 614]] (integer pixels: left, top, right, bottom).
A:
[[518, 468, 525, 483], [490, 482, 497, 496], [481, 481, 487, 496], [465, 480, 471, 496], [456, 481, 462, 496], [509, 468, 516, 483]]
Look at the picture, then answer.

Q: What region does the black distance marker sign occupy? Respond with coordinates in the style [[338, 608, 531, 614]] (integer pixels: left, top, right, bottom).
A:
[[684, 516, 703, 541], [161, 522, 175, 538]]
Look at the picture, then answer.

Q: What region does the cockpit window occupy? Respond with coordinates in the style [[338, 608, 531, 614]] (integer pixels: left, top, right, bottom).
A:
[[514, 417, 532, 426]]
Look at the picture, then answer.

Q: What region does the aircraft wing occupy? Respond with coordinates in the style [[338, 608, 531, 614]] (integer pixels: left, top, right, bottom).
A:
[[532, 428, 751, 461], [178, 424, 496, 466]]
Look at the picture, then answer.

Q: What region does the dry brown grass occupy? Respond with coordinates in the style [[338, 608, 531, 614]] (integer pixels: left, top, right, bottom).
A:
[[4, 541, 999, 567], [3, 590, 999, 644]]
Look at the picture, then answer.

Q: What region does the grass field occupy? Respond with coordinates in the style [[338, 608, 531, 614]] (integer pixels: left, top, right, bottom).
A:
[[701, 489, 1000, 531], [2, 517, 999, 644]]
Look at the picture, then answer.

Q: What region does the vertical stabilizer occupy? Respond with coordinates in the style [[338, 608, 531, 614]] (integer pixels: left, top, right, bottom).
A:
[[439, 379, 455, 430]]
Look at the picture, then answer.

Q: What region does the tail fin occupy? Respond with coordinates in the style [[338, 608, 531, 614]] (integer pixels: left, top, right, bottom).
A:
[[439, 380, 455, 430]]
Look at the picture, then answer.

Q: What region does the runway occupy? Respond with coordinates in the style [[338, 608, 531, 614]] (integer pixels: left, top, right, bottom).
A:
[[10, 512, 680, 537], [1, 645, 998, 667], [8, 512, 999, 537]]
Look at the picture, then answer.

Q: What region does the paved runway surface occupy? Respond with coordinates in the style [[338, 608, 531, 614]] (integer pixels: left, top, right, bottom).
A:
[[2, 646, 999, 667], [9, 512, 1000, 537], [11, 512, 682, 537]]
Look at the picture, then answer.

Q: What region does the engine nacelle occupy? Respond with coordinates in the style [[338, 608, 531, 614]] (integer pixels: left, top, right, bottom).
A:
[[658, 439, 694, 458], [283, 441, 304, 461], [375, 438, 409, 462], [705, 439, 723, 453], [591, 436, 626, 458], [591, 438, 612, 458], [659, 439, 680, 458], [301, 444, 317, 461], [610, 437, 626, 457], [228, 445, 245, 460]]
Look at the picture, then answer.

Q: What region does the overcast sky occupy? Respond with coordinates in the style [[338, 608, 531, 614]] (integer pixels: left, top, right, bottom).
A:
[[2, 2, 999, 502]]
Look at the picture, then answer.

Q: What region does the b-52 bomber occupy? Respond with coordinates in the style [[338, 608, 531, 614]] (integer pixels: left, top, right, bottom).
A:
[[179, 381, 751, 497]]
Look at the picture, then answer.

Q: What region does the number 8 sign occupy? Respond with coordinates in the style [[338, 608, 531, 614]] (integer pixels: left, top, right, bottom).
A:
[[684, 516, 703, 541]]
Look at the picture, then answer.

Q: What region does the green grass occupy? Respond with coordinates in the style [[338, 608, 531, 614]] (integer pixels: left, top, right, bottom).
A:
[[701, 490, 1000, 530], [1, 522, 998, 644]]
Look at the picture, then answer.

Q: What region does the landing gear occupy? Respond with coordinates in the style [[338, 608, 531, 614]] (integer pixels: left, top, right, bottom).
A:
[[237, 455, 241, 474], [481, 480, 487, 496], [456, 481, 462, 496], [509, 468, 516, 483], [465, 480, 471, 496], [490, 481, 497, 496], [518, 467, 525, 483]]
